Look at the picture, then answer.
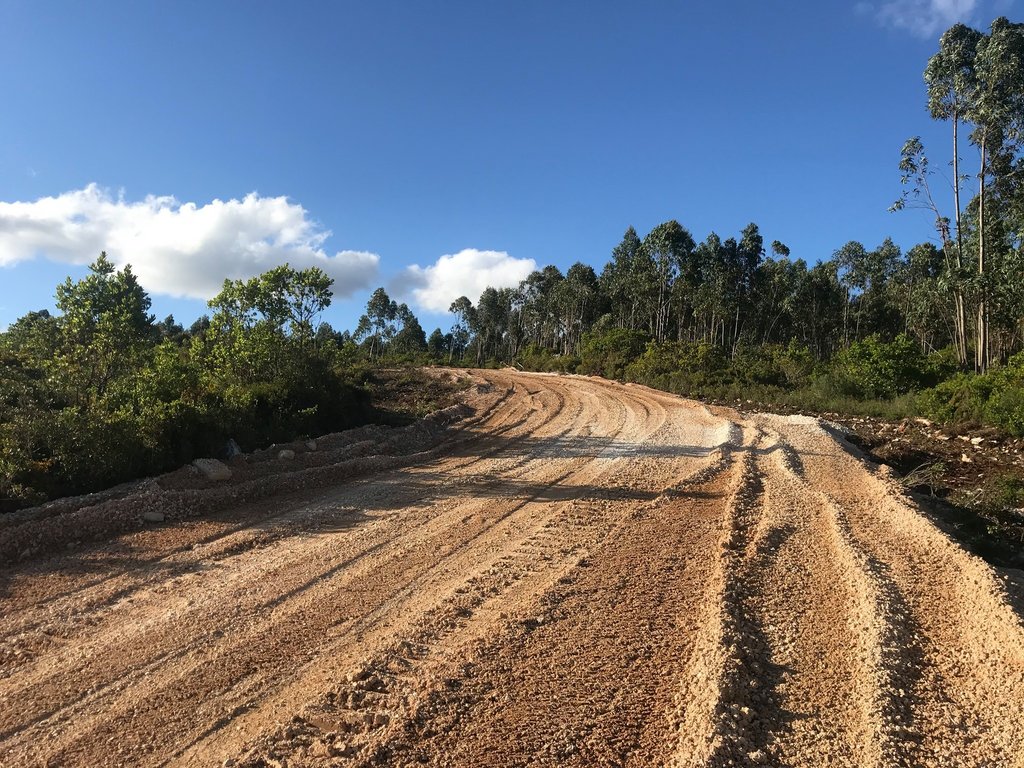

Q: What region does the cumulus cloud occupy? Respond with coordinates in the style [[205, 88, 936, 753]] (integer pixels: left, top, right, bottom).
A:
[[862, 0, 982, 37], [392, 248, 537, 313], [0, 184, 379, 300]]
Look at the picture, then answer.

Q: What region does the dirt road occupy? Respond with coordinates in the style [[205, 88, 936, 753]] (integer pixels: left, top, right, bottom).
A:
[[2, 370, 1023, 767]]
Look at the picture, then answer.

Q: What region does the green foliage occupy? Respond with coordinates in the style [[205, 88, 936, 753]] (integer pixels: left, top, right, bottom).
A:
[[731, 342, 815, 388], [917, 353, 1024, 434], [822, 334, 934, 399], [5, 16, 1024, 507], [0, 259, 373, 512], [625, 341, 727, 393], [515, 344, 578, 373], [578, 329, 650, 379]]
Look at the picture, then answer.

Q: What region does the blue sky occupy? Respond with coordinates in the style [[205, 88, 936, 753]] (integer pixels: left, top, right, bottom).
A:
[[0, 0, 1019, 333]]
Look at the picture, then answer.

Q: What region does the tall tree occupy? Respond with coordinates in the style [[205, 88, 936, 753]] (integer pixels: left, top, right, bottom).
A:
[[643, 220, 695, 342], [971, 17, 1024, 369], [904, 18, 1024, 370], [54, 252, 155, 404], [355, 287, 399, 361]]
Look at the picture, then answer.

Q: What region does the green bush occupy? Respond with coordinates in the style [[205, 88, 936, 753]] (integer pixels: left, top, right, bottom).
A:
[[579, 329, 650, 379], [625, 340, 727, 393], [823, 334, 933, 399], [731, 341, 815, 388], [515, 344, 578, 373], [917, 356, 1024, 435]]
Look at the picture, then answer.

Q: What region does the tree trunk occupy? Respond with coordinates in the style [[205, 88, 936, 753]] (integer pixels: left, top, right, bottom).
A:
[[976, 137, 988, 373]]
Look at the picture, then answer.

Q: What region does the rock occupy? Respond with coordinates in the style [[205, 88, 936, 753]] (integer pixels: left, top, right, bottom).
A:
[[305, 440, 317, 451], [193, 458, 233, 481], [331, 741, 352, 758], [225, 438, 243, 459], [310, 740, 332, 757], [347, 667, 371, 683], [970, 436, 984, 446], [278, 449, 296, 461], [142, 511, 165, 523]]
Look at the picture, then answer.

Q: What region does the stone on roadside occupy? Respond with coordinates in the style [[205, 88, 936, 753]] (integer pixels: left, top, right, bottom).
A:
[[305, 440, 317, 451], [193, 458, 233, 481], [225, 438, 243, 458], [278, 449, 296, 461], [142, 511, 165, 523]]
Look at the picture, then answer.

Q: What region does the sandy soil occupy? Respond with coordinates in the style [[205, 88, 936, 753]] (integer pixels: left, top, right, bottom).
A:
[[1, 370, 1023, 767]]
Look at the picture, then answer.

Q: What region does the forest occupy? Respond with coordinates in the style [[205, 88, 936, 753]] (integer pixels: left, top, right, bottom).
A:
[[1, 17, 1022, 511]]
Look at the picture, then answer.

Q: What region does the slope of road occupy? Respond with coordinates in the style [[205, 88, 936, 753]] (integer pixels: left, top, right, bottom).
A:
[[1, 370, 1023, 767]]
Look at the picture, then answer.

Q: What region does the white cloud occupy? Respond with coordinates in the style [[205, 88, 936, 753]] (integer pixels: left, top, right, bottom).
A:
[[870, 0, 981, 37], [393, 248, 537, 313], [0, 184, 379, 300]]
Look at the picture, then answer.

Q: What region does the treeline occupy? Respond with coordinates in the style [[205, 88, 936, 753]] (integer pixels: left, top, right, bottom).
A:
[[419, 16, 1024, 428], [438, 225, 961, 365], [417, 211, 1021, 431], [0, 255, 370, 511], [389, 222, 957, 400]]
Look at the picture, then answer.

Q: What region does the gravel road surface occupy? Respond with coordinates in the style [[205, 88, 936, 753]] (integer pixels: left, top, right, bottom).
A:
[[2, 371, 1023, 767]]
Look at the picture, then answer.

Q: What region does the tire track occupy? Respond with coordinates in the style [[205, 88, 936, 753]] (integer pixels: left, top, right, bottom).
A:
[[759, 413, 1024, 767], [0, 373, 651, 766]]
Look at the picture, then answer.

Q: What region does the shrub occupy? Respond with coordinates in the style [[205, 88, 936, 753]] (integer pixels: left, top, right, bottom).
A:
[[515, 344, 579, 373], [731, 341, 815, 388], [917, 356, 1024, 436], [825, 334, 933, 399], [625, 341, 728, 394], [578, 329, 650, 379]]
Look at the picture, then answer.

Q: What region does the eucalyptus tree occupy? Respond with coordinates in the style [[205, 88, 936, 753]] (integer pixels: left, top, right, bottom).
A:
[[770, 240, 790, 259], [474, 287, 514, 363], [893, 137, 969, 363], [554, 263, 601, 355], [392, 303, 427, 354], [755, 253, 801, 345], [898, 17, 1024, 370], [600, 227, 646, 330], [971, 18, 1024, 369], [732, 223, 766, 347], [898, 242, 949, 350], [516, 266, 563, 349], [427, 328, 450, 360], [692, 233, 726, 345], [354, 287, 399, 361], [643, 220, 695, 342], [448, 296, 477, 363], [791, 260, 844, 358]]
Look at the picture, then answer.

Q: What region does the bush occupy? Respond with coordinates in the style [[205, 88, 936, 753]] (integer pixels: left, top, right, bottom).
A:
[[824, 334, 933, 399], [731, 341, 815, 388], [917, 356, 1024, 436], [515, 344, 578, 373], [625, 340, 727, 394], [579, 329, 650, 379]]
